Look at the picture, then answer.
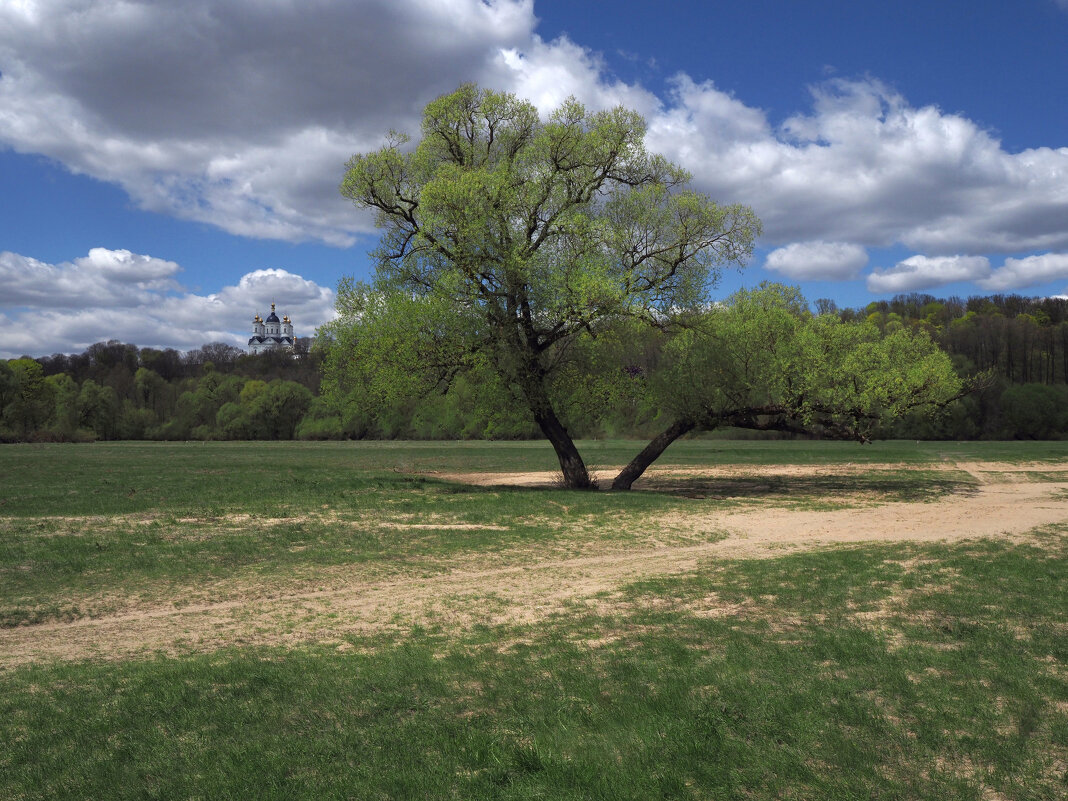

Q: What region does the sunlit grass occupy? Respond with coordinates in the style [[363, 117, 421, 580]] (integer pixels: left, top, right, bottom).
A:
[[2, 438, 1065, 517], [0, 440, 1065, 799], [2, 537, 1065, 800], [0, 443, 987, 628]]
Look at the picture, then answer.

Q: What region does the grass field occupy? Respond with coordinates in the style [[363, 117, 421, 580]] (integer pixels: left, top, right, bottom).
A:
[[1, 439, 1066, 799]]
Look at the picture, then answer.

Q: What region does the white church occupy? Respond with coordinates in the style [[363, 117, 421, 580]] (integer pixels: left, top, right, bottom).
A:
[[248, 303, 295, 354]]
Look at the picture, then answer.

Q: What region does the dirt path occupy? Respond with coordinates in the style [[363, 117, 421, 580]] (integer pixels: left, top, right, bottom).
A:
[[2, 463, 1066, 668]]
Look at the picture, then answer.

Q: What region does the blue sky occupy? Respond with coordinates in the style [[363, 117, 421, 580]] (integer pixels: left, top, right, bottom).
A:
[[1, 0, 1066, 357]]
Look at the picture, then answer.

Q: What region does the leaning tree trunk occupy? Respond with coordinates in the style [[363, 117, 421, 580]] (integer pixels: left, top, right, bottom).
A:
[[611, 418, 695, 491], [513, 359, 593, 489], [532, 405, 594, 489]]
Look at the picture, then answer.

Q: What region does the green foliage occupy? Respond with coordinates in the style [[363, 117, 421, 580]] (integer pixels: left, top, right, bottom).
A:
[[656, 284, 963, 441], [294, 410, 345, 440], [133, 366, 171, 417], [45, 373, 80, 438], [6, 285, 1068, 444], [77, 379, 119, 440], [1001, 383, 1068, 439], [116, 401, 156, 440], [3, 358, 55, 437], [340, 84, 759, 359], [0, 361, 15, 419], [321, 279, 476, 422], [248, 380, 313, 440], [2, 338, 329, 442], [206, 380, 313, 440], [215, 401, 263, 440], [337, 83, 761, 486]]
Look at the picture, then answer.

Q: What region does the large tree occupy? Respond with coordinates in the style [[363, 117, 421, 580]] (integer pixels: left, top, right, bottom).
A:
[[338, 84, 760, 488], [335, 85, 964, 489]]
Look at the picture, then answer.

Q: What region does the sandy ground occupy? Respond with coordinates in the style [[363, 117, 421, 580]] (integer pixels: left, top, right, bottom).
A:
[[2, 460, 1065, 668], [439, 460, 1067, 487]]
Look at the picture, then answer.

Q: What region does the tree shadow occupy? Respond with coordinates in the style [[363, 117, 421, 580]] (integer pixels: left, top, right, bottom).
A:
[[418, 470, 980, 506], [635, 472, 980, 503]]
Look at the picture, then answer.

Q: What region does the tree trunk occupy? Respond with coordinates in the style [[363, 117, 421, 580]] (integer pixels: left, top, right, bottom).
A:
[[512, 356, 593, 489], [612, 418, 695, 491], [532, 405, 594, 489]]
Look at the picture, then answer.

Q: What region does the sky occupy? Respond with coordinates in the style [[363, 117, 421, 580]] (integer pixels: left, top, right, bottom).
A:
[[1, 0, 1066, 358]]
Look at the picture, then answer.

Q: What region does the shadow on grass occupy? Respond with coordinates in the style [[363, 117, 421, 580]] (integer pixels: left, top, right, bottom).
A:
[[638, 471, 979, 502], [426, 470, 980, 505]]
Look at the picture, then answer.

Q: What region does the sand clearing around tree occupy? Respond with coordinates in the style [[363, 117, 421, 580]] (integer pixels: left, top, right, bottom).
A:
[[2, 460, 1066, 668], [439, 460, 1067, 487]]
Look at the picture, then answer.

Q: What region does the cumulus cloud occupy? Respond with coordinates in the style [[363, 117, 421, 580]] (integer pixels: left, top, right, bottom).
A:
[[866, 255, 992, 293], [1, 0, 1066, 259], [648, 77, 1068, 254], [0, 0, 536, 244], [491, 35, 659, 116], [764, 241, 868, 280], [0, 248, 181, 308], [977, 253, 1068, 291], [0, 248, 335, 358]]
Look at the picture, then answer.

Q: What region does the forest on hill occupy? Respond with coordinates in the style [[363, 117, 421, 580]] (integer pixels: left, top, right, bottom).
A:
[[2, 292, 1067, 444]]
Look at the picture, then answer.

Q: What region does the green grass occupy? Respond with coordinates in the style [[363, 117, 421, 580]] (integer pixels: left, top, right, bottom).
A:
[[2, 537, 1065, 800], [2, 439, 1065, 517], [1, 440, 1065, 799], [0, 441, 986, 628], [0, 479, 695, 627]]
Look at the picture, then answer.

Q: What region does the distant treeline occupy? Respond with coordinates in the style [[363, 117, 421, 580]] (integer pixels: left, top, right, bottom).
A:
[[828, 293, 1068, 384], [823, 293, 1068, 440], [2, 291, 1068, 443], [1, 340, 326, 443]]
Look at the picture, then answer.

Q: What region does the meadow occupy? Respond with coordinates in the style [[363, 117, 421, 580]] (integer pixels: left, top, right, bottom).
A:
[[1, 439, 1066, 799]]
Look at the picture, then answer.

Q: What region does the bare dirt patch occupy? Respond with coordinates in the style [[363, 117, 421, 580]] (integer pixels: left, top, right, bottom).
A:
[[3, 460, 1066, 668], [439, 460, 1060, 488], [377, 522, 510, 531], [649, 477, 1062, 558]]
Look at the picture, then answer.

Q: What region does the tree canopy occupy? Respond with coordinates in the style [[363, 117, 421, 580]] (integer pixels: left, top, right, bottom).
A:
[[334, 84, 965, 489], [610, 284, 965, 488], [337, 83, 761, 488]]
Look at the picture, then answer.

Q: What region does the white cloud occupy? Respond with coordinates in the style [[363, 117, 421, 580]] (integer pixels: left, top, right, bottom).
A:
[[0, 0, 1066, 260], [764, 241, 868, 280], [76, 247, 181, 285], [0, 0, 537, 244], [866, 255, 991, 294], [492, 36, 659, 116], [649, 77, 1068, 254], [977, 252, 1068, 291], [0, 249, 335, 358], [0, 248, 181, 308]]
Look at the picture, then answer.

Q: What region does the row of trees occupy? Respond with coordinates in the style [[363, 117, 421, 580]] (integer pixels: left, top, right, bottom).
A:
[[832, 293, 1068, 386], [822, 294, 1068, 440], [0, 345, 321, 443], [5, 287, 1066, 448]]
